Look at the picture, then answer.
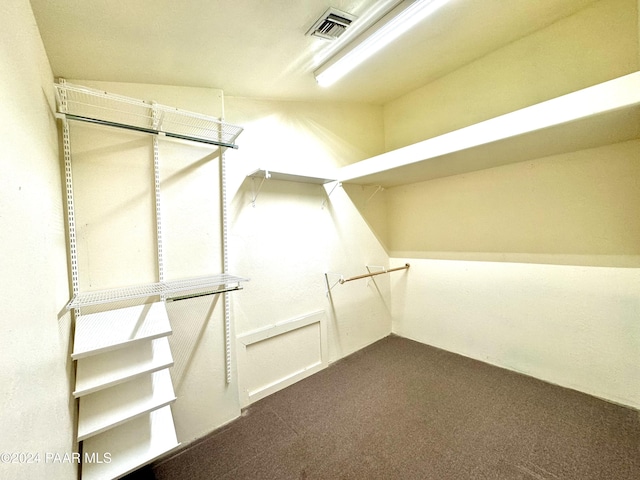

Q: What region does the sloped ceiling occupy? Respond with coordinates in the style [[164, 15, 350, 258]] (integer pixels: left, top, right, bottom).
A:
[[30, 0, 598, 104]]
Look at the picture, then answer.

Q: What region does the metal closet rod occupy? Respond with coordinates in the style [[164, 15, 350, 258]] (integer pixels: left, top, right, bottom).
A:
[[166, 286, 243, 302], [64, 113, 239, 149], [339, 263, 410, 284]]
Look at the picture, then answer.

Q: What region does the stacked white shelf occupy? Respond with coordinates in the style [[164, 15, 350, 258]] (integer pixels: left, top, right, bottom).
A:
[[74, 336, 174, 397], [72, 302, 172, 359], [82, 406, 178, 480], [70, 299, 179, 480], [68, 276, 248, 479], [77, 369, 176, 441]]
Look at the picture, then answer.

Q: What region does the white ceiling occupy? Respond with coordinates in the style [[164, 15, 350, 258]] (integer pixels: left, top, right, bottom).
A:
[[30, 0, 598, 105]]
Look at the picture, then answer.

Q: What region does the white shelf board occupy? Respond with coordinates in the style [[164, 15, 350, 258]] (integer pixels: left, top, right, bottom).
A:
[[73, 302, 172, 360], [74, 337, 173, 398], [338, 72, 640, 187], [81, 405, 179, 480], [77, 369, 176, 441], [249, 168, 337, 185]]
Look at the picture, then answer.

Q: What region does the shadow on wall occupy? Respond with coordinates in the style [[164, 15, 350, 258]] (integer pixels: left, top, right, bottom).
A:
[[165, 294, 221, 393]]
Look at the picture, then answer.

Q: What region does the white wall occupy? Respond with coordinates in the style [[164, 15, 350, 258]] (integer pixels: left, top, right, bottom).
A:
[[386, 140, 640, 266], [379, 0, 640, 409], [0, 1, 76, 479], [384, 0, 639, 151], [391, 258, 640, 407], [224, 97, 391, 405]]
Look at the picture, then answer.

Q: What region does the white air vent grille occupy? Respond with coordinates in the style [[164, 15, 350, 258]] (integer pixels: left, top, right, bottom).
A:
[[307, 8, 356, 40]]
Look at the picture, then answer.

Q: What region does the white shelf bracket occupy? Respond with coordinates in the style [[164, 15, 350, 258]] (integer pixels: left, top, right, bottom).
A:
[[324, 272, 344, 297], [365, 185, 384, 205], [321, 181, 342, 209], [250, 170, 270, 207]]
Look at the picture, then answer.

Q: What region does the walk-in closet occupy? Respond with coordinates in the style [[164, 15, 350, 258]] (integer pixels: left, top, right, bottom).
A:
[[2, 0, 639, 478]]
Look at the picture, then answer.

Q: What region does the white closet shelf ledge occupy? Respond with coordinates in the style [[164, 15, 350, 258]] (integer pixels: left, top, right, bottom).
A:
[[248, 168, 338, 184], [338, 72, 640, 187], [73, 337, 174, 398], [66, 274, 249, 309], [77, 369, 176, 441], [81, 406, 179, 480], [72, 302, 172, 359]]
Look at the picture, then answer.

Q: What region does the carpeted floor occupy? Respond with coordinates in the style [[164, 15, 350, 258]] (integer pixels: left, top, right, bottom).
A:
[[124, 335, 640, 479]]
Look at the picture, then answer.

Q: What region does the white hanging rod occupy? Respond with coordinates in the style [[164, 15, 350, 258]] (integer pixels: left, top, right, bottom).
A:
[[61, 113, 239, 149], [339, 263, 410, 284], [166, 286, 243, 302]]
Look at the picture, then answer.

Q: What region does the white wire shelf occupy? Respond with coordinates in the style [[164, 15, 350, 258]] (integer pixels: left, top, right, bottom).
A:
[[54, 81, 243, 148], [66, 274, 249, 309]]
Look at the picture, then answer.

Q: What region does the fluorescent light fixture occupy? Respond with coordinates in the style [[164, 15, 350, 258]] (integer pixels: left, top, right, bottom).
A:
[[314, 0, 450, 87]]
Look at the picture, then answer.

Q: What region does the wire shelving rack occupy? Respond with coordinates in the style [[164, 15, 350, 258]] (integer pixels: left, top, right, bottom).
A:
[[55, 81, 243, 148], [66, 274, 249, 309]]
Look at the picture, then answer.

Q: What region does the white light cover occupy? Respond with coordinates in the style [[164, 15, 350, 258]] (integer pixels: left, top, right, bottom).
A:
[[315, 0, 450, 87]]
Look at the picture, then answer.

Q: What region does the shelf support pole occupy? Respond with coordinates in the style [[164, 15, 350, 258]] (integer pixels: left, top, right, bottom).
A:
[[221, 149, 233, 384], [152, 102, 165, 296], [61, 84, 81, 315]]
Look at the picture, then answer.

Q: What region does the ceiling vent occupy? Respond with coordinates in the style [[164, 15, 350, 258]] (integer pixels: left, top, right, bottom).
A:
[[307, 8, 356, 40]]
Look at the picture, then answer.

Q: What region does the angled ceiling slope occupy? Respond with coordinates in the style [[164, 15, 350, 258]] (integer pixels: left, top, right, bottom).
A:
[[30, 0, 598, 104]]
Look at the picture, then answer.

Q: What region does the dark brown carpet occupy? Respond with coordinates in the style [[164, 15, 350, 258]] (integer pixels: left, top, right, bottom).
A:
[[125, 335, 640, 479]]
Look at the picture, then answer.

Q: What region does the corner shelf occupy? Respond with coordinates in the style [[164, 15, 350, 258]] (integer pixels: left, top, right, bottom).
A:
[[338, 72, 640, 187]]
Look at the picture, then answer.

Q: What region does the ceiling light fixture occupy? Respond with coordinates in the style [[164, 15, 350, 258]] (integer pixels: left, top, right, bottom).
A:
[[314, 0, 450, 87]]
